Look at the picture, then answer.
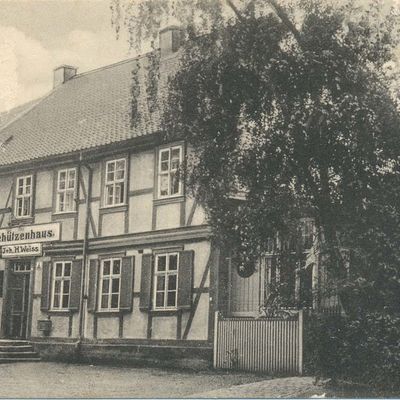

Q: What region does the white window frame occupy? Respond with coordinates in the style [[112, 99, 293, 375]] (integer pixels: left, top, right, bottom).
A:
[[98, 258, 122, 311], [14, 175, 33, 218], [157, 145, 183, 198], [104, 158, 126, 207], [153, 252, 179, 310], [51, 261, 72, 310], [300, 218, 315, 251], [56, 168, 77, 213]]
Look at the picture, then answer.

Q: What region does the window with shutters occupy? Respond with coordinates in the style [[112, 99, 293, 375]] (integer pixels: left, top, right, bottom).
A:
[[99, 258, 121, 311], [158, 146, 183, 198], [153, 253, 179, 310], [56, 168, 76, 213], [15, 175, 33, 218], [51, 261, 71, 310], [104, 159, 126, 207]]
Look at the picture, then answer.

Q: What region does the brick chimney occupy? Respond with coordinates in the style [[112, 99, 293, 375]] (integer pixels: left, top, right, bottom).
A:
[[53, 65, 77, 88], [159, 26, 182, 58]]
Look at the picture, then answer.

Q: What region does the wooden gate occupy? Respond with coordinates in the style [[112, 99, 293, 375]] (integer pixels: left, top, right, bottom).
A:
[[213, 311, 303, 374]]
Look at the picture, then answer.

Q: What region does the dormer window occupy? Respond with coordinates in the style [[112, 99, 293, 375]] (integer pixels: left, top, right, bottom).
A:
[[15, 175, 33, 218]]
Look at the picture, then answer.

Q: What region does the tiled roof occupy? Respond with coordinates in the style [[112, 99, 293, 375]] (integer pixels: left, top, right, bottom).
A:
[[0, 53, 178, 167]]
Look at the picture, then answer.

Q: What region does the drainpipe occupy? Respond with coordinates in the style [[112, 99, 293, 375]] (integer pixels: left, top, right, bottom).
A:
[[76, 158, 93, 354]]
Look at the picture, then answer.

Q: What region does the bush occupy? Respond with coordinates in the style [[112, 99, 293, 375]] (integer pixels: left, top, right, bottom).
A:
[[304, 312, 400, 389]]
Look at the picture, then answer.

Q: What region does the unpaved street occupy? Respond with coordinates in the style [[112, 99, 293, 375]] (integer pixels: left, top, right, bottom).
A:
[[0, 361, 266, 398]]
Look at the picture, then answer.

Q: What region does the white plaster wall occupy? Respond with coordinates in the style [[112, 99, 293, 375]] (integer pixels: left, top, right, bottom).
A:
[[156, 203, 181, 230], [35, 170, 53, 209], [129, 194, 152, 233]]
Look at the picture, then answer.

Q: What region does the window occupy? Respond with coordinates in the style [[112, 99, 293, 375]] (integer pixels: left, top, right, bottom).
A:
[[153, 253, 179, 309], [12, 261, 31, 272], [99, 258, 121, 310], [104, 159, 126, 207], [158, 146, 182, 198], [301, 219, 314, 250], [51, 261, 71, 310], [56, 168, 76, 213], [15, 175, 33, 218]]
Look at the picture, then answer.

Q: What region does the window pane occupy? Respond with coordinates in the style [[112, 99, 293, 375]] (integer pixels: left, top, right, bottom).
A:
[[102, 278, 110, 294], [160, 175, 169, 196], [107, 161, 115, 173], [101, 294, 109, 309], [107, 171, 115, 182], [167, 274, 177, 290], [111, 294, 119, 308], [63, 280, 70, 295], [111, 278, 120, 293], [170, 172, 180, 195], [65, 192, 74, 211], [68, 170, 76, 188], [64, 263, 71, 277], [17, 198, 22, 216], [62, 294, 69, 308], [156, 276, 165, 291], [116, 160, 125, 178], [53, 294, 60, 308], [156, 292, 164, 307], [113, 259, 121, 275], [58, 192, 65, 212], [160, 160, 169, 172], [54, 280, 61, 294], [167, 291, 176, 307], [116, 169, 124, 180], [115, 184, 122, 204], [106, 185, 114, 205], [103, 260, 111, 276], [23, 198, 30, 216], [161, 150, 169, 162], [157, 256, 166, 272], [171, 148, 180, 170], [169, 254, 178, 271], [55, 263, 63, 277], [59, 172, 66, 190]]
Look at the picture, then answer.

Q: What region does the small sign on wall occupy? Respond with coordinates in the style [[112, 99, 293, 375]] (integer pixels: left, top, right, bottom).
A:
[[1, 243, 43, 258]]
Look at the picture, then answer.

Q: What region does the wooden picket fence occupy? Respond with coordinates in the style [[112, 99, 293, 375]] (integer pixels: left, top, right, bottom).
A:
[[213, 311, 303, 374]]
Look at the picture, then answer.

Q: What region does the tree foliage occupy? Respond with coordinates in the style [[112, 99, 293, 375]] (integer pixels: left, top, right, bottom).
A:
[[113, 0, 400, 315]]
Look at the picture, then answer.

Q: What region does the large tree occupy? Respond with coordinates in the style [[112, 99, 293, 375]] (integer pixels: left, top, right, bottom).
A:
[[113, 0, 400, 314]]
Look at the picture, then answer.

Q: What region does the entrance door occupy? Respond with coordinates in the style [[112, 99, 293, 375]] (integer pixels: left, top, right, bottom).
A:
[[5, 261, 31, 339]]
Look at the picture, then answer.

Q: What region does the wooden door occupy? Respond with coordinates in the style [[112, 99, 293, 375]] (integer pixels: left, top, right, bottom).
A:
[[5, 261, 31, 339]]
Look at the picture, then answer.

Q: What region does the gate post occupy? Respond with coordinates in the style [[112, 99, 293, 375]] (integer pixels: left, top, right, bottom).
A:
[[298, 309, 304, 375], [213, 311, 219, 368]]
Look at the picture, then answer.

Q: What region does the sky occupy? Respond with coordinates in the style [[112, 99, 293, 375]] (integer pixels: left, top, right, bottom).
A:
[[0, 0, 134, 112], [1, 0, 400, 113]]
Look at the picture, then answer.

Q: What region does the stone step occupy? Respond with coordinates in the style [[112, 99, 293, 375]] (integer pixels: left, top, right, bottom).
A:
[[0, 358, 41, 363], [0, 351, 38, 359], [0, 345, 34, 352], [0, 340, 30, 346], [0, 340, 40, 363]]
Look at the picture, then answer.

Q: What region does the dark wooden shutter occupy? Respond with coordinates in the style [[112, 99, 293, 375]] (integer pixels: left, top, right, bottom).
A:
[[40, 261, 51, 312], [69, 260, 83, 312], [177, 250, 194, 310], [139, 254, 153, 311], [0, 270, 4, 298], [119, 256, 135, 312], [87, 259, 99, 313]]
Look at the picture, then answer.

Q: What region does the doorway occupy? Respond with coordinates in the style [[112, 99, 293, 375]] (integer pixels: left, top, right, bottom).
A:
[[4, 260, 32, 339]]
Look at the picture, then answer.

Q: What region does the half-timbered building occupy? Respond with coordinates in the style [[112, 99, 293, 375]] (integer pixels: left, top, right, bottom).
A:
[[0, 27, 324, 370]]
